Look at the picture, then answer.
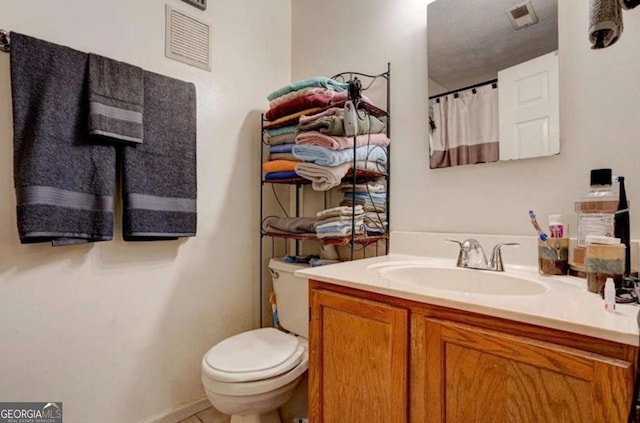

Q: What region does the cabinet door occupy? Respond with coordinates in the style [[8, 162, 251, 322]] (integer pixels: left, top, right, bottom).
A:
[[309, 289, 409, 423], [414, 317, 634, 423]]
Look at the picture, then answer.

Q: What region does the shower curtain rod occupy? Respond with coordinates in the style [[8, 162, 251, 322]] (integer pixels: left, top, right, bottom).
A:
[[0, 29, 10, 52], [428, 78, 497, 100]]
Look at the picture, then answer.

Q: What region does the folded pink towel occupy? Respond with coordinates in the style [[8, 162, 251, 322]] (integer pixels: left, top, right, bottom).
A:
[[269, 87, 329, 109], [295, 131, 390, 151]]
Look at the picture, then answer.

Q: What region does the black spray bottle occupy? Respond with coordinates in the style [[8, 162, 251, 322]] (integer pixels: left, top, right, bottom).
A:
[[614, 176, 630, 275]]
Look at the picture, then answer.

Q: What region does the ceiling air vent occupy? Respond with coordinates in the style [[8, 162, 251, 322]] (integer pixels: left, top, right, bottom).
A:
[[506, 1, 539, 30], [165, 4, 211, 71]]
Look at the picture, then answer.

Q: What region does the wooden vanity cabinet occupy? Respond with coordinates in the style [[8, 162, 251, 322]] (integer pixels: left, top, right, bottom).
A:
[[309, 280, 637, 423]]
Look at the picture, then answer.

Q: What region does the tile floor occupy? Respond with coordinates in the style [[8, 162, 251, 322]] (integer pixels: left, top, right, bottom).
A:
[[177, 406, 229, 423]]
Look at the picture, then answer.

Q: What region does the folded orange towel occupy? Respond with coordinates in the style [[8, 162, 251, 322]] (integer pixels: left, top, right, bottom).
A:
[[263, 159, 302, 173]]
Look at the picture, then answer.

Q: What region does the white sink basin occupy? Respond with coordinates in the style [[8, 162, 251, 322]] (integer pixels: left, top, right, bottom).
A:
[[369, 263, 548, 296]]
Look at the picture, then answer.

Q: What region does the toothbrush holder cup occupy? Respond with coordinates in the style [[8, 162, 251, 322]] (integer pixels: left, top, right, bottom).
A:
[[538, 238, 569, 276]]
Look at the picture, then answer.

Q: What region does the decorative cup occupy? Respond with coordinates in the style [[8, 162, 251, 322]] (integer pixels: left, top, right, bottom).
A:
[[538, 238, 569, 276], [586, 243, 625, 294]]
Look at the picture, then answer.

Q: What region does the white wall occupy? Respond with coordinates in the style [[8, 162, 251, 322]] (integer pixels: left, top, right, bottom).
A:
[[292, 0, 640, 239], [0, 1, 290, 422]]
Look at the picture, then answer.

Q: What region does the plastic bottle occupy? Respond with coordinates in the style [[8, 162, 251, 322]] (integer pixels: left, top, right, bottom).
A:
[[604, 277, 616, 312], [573, 169, 618, 267], [548, 214, 564, 238]]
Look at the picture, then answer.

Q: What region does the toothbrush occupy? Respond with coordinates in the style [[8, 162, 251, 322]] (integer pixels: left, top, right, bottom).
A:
[[528, 210, 555, 252]]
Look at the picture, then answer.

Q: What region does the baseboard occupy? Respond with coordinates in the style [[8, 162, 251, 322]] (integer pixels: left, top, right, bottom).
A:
[[140, 396, 212, 423]]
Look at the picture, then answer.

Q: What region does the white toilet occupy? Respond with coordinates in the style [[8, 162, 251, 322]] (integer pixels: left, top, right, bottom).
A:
[[201, 259, 309, 423]]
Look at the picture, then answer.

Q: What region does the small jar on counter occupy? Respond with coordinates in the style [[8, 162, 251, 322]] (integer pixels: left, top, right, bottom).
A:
[[586, 240, 625, 294]]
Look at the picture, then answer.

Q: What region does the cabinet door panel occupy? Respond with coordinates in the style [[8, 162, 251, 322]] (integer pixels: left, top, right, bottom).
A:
[[310, 289, 408, 423], [418, 319, 633, 423], [445, 343, 592, 423]]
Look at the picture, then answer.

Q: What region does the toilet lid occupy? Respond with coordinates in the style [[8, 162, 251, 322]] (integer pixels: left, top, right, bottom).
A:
[[204, 328, 305, 382]]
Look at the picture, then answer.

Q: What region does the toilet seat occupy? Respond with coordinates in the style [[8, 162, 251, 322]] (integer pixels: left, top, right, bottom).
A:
[[202, 350, 308, 397], [203, 328, 305, 382]]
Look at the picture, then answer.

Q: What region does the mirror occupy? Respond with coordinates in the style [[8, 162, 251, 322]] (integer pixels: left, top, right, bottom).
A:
[[427, 0, 559, 169]]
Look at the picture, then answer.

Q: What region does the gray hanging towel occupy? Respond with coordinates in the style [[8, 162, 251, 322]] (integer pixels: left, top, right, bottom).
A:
[[88, 53, 144, 144], [122, 70, 197, 240], [589, 0, 623, 49], [10, 33, 116, 245]]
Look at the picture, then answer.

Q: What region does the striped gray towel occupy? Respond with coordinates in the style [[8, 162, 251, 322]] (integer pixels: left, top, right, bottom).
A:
[[11, 33, 116, 245], [88, 53, 144, 144], [122, 70, 197, 241]]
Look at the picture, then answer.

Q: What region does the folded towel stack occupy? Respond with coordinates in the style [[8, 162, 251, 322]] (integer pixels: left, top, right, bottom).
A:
[[339, 178, 388, 231], [363, 212, 388, 235], [261, 75, 390, 244], [291, 94, 389, 192], [314, 205, 365, 239], [262, 77, 350, 181]]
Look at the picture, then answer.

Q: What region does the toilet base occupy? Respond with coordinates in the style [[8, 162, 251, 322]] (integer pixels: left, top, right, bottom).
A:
[[230, 410, 281, 423]]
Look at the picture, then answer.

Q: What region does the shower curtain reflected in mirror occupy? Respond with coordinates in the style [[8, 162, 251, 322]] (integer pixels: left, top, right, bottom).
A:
[[429, 84, 499, 169]]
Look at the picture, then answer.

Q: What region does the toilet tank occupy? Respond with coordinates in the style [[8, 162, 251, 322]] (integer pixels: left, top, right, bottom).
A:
[[268, 258, 309, 339]]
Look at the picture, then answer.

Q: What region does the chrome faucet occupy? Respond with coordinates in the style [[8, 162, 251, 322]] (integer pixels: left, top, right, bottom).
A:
[[446, 239, 519, 272]]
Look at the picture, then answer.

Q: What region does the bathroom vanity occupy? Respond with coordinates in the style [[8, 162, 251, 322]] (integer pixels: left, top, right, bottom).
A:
[[297, 244, 639, 423]]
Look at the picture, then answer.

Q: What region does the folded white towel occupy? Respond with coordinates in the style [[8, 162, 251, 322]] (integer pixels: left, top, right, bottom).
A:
[[314, 215, 362, 228], [295, 161, 387, 191], [315, 219, 364, 231], [317, 205, 364, 219], [295, 162, 350, 192]]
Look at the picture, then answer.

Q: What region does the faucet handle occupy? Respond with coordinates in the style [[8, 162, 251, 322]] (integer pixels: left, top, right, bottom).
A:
[[445, 239, 466, 267], [445, 239, 463, 247], [489, 243, 520, 271]]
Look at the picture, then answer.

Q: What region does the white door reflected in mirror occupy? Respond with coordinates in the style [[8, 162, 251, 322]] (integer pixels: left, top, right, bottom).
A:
[[427, 0, 559, 169], [498, 51, 559, 161]]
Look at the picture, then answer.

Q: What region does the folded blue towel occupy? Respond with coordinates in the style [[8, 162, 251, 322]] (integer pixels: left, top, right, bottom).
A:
[[11, 33, 116, 245], [343, 192, 387, 201], [269, 143, 295, 154], [88, 53, 144, 144], [292, 145, 388, 167], [122, 71, 197, 241], [264, 171, 299, 180]]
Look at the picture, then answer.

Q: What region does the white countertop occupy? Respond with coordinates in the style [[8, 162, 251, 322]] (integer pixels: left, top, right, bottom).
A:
[[296, 253, 640, 346]]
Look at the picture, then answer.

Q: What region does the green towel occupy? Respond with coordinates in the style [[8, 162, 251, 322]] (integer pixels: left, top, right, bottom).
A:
[[267, 77, 348, 101]]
